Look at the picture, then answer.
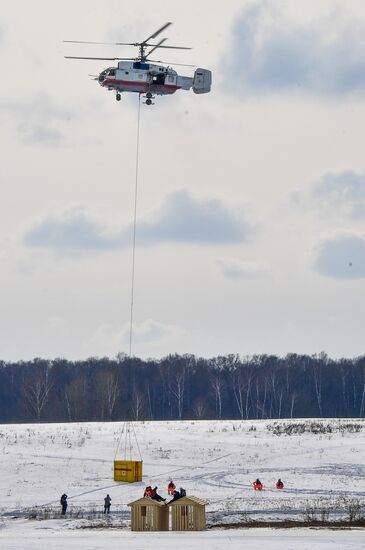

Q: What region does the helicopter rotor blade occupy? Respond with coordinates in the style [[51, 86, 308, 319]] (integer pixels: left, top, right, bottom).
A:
[[64, 40, 140, 46], [64, 40, 116, 45], [145, 38, 168, 57], [64, 56, 134, 61], [147, 59, 197, 67], [141, 22, 172, 45], [146, 44, 192, 50]]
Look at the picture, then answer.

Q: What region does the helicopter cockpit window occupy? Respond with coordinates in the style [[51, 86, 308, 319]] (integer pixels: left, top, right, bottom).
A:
[[108, 69, 116, 77], [98, 70, 107, 83]]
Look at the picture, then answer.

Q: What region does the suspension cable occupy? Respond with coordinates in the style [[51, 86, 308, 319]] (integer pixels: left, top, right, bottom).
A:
[[114, 422, 125, 460], [129, 93, 142, 357], [131, 421, 142, 461]]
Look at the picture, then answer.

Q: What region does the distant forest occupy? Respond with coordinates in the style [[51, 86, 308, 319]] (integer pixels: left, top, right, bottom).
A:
[[0, 353, 365, 423]]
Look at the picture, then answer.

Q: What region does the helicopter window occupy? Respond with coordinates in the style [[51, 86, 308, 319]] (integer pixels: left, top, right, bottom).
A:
[[133, 62, 149, 70], [108, 69, 116, 76], [98, 70, 107, 82], [152, 74, 165, 85]]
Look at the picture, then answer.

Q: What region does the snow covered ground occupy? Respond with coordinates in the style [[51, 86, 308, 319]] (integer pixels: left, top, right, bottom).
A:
[[1, 520, 365, 550], [0, 419, 364, 547]]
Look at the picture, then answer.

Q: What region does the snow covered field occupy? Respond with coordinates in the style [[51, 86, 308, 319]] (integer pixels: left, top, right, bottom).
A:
[[1, 419, 364, 548], [1, 520, 365, 550]]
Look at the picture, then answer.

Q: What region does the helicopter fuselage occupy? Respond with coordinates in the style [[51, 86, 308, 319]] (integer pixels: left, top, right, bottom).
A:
[[98, 61, 211, 98], [64, 22, 212, 104]]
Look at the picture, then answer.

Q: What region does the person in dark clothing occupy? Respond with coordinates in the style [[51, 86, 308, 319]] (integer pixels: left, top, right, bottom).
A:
[[60, 493, 68, 515], [104, 494, 111, 514], [151, 486, 166, 502], [169, 490, 181, 503]]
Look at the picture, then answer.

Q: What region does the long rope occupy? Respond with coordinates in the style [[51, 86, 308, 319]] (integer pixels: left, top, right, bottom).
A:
[[131, 421, 142, 460], [114, 422, 125, 460], [129, 93, 142, 357], [115, 94, 142, 466]]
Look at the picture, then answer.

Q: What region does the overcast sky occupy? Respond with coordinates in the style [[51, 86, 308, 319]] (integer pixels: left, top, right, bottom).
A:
[[1, 0, 365, 361]]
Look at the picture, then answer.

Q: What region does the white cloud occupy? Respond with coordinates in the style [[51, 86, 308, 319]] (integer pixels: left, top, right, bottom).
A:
[[137, 189, 251, 245], [217, 258, 268, 280], [24, 190, 251, 253], [85, 319, 187, 357], [291, 170, 365, 227], [293, 171, 365, 219], [24, 206, 124, 252], [0, 93, 75, 146], [314, 233, 365, 279], [226, 3, 365, 95]]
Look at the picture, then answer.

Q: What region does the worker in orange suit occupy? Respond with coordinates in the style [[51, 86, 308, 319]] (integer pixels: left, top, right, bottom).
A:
[[168, 480, 176, 495], [276, 479, 284, 489], [253, 479, 263, 491]]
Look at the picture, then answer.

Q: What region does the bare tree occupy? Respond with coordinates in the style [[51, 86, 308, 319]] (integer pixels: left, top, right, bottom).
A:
[[339, 366, 349, 416], [231, 368, 252, 419], [277, 388, 284, 419], [290, 391, 298, 418], [146, 383, 154, 420], [231, 369, 245, 419], [170, 369, 186, 420], [65, 378, 87, 421], [258, 378, 268, 419], [131, 387, 145, 421], [94, 371, 120, 420], [359, 382, 365, 418], [104, 373, 120, 419], [211, 374, 225, 419], [24, 363, 53, 421], [192, 397, 208, 419], [313, 362, 324, 417]]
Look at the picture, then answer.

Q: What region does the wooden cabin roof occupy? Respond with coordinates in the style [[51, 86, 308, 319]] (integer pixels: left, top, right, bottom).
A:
[[168, 495, 208, 507], [128, 496, 167, 508]]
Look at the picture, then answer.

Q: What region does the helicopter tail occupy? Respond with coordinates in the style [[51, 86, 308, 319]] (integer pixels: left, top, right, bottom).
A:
[[193, 68, 212, 94]]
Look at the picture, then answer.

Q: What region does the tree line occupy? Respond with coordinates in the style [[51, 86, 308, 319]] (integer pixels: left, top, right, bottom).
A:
[[0, 353, 364, 423]]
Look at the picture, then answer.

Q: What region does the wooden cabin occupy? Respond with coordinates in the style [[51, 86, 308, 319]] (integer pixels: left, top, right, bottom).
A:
[[128, 497, 168, 531], [169, 496, 208, 531]]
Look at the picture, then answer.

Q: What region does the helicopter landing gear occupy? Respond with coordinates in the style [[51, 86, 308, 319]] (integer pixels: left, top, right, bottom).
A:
[[116, 92, 121, 101], [143, 91, 155, 105]]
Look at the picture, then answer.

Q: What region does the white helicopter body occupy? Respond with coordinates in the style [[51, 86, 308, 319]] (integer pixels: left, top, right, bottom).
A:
[[64, 22, 212, 104], [99, 61, 211, 99]]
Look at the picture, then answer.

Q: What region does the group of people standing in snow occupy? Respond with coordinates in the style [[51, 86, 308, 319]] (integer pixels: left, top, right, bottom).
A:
[[59, 482, 183, 516], [59, 493, 112, 516], [59, 477, 283, 515]]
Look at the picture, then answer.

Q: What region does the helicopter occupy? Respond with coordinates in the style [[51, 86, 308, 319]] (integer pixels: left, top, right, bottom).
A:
[[64, 22, 212, 105]]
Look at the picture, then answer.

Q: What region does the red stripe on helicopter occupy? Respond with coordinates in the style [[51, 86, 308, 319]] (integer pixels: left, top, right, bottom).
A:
[[102, 78, 179, 91]]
